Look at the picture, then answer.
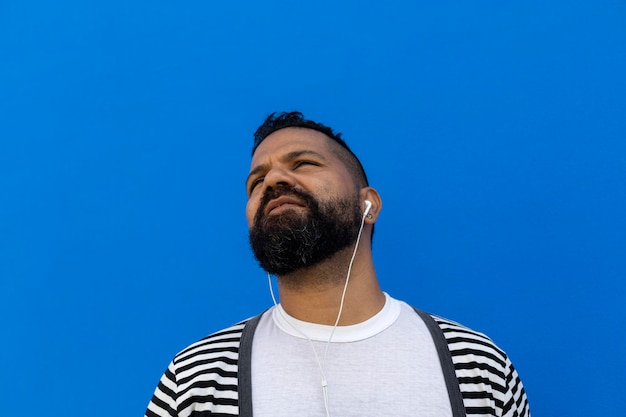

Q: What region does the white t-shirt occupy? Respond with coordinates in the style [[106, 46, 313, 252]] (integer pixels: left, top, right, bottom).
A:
[[251, 294, 453, 417]]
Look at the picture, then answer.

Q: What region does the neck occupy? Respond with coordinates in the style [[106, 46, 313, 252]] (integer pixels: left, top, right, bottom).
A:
[[275, 246, 385, 326]]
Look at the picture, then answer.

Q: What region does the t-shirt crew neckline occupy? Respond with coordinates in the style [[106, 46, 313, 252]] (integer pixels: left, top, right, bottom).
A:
[[272, 292, 401, 343]]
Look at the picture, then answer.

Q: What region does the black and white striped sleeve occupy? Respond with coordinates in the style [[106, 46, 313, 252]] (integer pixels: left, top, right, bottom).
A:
[[436, 317, 531, 417], [144, 323, 246, 417]]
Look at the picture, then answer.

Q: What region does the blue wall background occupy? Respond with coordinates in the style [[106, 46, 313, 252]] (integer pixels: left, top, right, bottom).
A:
[[1, 1, 624, 416]]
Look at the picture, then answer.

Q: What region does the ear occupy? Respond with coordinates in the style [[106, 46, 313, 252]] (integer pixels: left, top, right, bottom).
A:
[[359, 187, 382, 224]]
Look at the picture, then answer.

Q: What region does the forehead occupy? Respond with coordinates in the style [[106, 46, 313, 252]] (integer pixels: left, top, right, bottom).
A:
[[250, 127, 338, 166]]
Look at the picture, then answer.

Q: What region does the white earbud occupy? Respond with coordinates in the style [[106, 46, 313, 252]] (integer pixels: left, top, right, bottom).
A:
[[363, 200, 372, 217]]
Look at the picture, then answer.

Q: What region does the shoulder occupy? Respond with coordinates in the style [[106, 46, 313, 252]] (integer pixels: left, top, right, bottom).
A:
[[426, 313, 531, 417], [398, 301, 510, 375], [170, 318, 254, 370], [146, 319, 258, 417], [396, 299, 506, 360], [430, 314, 507, 362], [424, 313, 510, 381]]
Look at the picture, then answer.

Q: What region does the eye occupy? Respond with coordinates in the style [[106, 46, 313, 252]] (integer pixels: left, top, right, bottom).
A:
[[293, 160, 318, 169], [248, 177, 264, 193]]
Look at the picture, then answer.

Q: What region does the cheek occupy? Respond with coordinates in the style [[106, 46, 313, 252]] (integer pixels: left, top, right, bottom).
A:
[[245, 199, 258, 227]]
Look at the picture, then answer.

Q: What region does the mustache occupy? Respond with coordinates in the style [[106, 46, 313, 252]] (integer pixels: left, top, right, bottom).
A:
[[256, 186, 316, 221]]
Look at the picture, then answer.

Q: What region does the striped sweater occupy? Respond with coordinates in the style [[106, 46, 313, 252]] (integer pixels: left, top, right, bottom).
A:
[[145, 308, 530, 417]]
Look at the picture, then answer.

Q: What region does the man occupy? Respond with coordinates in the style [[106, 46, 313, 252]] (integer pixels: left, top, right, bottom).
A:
[[145, 112, 531, 417]]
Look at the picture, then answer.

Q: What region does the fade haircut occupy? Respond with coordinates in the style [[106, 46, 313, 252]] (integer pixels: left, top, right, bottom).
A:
[[252, 112, 369, 188]]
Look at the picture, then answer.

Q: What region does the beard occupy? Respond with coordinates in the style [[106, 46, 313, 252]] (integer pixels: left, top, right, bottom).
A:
[[249, 185, 362, 276]]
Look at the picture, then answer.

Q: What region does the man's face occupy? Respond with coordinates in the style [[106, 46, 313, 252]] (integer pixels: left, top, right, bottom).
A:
[[246, 127, 363, 276]]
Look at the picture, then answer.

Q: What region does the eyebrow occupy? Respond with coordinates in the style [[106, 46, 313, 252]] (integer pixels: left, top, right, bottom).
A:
[[245, 150, 327, 187]]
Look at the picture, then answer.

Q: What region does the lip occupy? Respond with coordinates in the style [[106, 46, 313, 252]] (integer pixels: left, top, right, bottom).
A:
[[264, 196, 306, 215]]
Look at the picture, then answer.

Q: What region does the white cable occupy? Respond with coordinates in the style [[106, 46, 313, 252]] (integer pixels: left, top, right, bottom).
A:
[[323, 210, 368, 362], [268, 273, 332, 417], [266, 208, 369, 417]]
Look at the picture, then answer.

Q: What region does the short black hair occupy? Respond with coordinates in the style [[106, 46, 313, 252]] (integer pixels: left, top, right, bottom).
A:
[[252, 111, 369, 188]]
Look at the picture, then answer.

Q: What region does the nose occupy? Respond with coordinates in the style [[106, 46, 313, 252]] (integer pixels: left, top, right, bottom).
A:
[[261, 166, 296, 191]]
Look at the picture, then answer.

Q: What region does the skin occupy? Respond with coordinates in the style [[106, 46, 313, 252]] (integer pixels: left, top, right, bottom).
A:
[[246, 127, 385, 326]]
